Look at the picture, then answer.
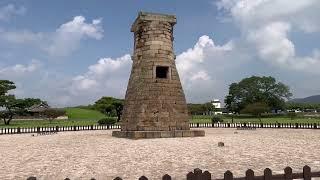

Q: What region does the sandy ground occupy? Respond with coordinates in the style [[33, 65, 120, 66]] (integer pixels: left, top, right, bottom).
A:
[[0, 128, 320, 180]]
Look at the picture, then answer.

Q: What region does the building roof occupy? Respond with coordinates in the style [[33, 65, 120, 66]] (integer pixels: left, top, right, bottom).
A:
[[27, 102, 50, 112], [212, 99, 221, 103]]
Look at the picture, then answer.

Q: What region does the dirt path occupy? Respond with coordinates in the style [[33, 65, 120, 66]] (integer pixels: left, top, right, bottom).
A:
[[0, 128, 319, 180]]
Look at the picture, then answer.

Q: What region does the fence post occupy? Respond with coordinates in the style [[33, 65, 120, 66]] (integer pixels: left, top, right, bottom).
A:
[[264, 168, 272, 180], [17, 127, 21, 134], [260, 123, 263, 128], [203, 171, 211, 180], [56, 126, 59, 132], [91, 125, 94, 130], [245, 169, 254, 180], [27, 177, 37, 180], [139, 176, 148, 180], [197, 123, 199, 128], [37, 127, 40, 133], [227, 123, 230, 128], [73, 126, 76, 131], [194, 168, 202, 178], [313, 123, 317, 129], [303, 165, 311, 180], [187, 172, 194, 180], [224, 170, 233, 180], [162, 174, 171, 180], [284, 166, 293, 180], [295, 123, 298, 129]]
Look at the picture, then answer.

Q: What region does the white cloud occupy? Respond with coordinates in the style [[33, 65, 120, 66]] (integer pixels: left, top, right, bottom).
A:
[[247, 21, 294, 65], [0, 15, 104, 57], [176, 35, 237, 103], [0, 30, 44, 44], [0, 60, 41, 78], [0, 4, 26, 21], [46, 16, 104, 56], [176, 35, 232, 83], [216, 0, 320, 74], [217, 0, 320, 32], [56, 54, 132, 105]]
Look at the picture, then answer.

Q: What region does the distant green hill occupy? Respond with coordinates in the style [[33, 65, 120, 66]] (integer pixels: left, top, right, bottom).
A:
[[291, 95, 320, 104], [65, 107, 106, 120]]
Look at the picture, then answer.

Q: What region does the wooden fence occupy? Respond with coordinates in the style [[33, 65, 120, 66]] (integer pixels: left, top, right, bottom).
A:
[[189, 122, 320, 129], [0, 124, 121, 135], [1, 122, 319, 135], [26, 165, 320, 180]]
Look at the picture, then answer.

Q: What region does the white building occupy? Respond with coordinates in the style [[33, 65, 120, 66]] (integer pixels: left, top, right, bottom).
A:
[[212, 99, 221, 109], [211, 99, 223, 115]]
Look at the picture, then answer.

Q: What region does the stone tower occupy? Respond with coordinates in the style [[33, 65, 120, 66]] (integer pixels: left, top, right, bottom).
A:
[[112, 12, 205, 139]]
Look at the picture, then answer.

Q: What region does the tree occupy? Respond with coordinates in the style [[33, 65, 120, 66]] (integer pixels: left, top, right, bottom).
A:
[[41, 109, 66, 123], [112, 101, 123, 122], [0, 80, 25, 125], [93, 97, 124, 122], [0, 80, 49, 125], [22, 98, 47, 109], [225, 76, 292, 113], [241, 102, 270, 122], [187, 104, 204, 115], [0, 80, 16, 95], [187, 103, 215, 115]]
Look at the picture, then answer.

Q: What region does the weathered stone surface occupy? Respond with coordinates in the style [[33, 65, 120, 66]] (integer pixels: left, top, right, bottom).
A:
[[112, 12, 205, 138], [112, 130, 205, 139]]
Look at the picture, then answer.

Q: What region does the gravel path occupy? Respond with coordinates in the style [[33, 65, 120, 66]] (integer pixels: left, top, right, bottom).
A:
[[0, 128, 319, 180]]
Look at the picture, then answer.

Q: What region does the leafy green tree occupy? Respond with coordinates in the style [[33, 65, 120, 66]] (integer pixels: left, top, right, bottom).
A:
[[187, 104, 204, 115], [187, 103, 215, 115], [22, 98, 47, 109], [93, 97, 124, 122], [241, 102, 270, 122], [0, 80, 26, 125], [225, 76, 292, 113], [0, 80, 16, 95], [203, 102, 215, 113], [112, 101, 124, 122]]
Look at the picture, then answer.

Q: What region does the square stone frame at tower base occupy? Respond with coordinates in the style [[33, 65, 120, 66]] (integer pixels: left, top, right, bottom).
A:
[[112, 130, 205, 139], [112, 12, 205, 139]]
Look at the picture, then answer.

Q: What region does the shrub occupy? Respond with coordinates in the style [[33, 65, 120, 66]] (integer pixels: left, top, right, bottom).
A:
[[287, 112, 297, 120], [41, 108, 66, 123], [98, 117, 116, 125], [211, 116, 223, 123]]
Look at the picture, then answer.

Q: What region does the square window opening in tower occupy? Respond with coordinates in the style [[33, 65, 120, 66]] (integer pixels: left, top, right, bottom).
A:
[[156, 66, 169, 79]]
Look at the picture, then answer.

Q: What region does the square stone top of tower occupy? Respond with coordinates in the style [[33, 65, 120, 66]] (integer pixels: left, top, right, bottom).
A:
[[131, 11, 177, 32]]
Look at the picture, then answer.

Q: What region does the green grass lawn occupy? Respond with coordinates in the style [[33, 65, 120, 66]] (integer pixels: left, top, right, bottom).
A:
[[0, 108, 106, 128], [1, 108, 320, 128], [65, 107, 107, 120], [190, 116, 320, 124]]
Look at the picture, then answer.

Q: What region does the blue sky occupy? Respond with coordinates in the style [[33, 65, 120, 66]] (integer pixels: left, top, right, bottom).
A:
[[0, 0, 320, 107]]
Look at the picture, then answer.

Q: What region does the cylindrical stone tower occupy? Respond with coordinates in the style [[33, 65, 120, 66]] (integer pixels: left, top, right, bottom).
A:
[[112, 12, 204, 139]]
